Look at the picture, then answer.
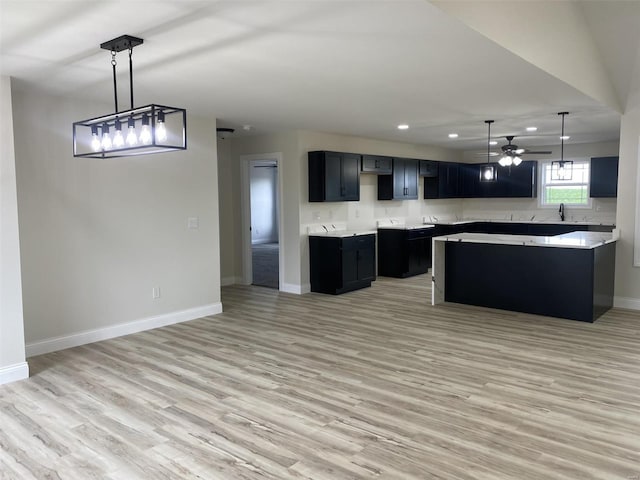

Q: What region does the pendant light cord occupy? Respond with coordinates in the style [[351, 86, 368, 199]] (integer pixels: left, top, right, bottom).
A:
[[111, 50, 118, 113], [129, 47, 134, 110]]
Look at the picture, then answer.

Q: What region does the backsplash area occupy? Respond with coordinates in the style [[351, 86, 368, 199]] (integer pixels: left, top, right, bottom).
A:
[[462, 197, 617, 225]]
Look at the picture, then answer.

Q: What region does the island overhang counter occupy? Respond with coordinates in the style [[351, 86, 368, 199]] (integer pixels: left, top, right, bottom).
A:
[[432, 231, 619, 322]]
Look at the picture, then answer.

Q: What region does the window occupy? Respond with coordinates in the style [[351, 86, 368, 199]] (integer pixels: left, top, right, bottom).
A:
[[540, 159, 591, 207]]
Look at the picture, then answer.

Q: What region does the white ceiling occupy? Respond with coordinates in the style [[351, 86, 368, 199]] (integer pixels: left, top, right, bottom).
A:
[[1, 0, 638, 152]]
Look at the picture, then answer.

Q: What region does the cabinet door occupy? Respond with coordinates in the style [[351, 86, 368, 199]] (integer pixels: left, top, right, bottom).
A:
[[459, 164, 480, 197], [341, 153, 360, 200], [324, 152, 343, 201], [419, 160, 438, 177], [404, 159, 419, 199], [506, 161, 537, 197], [392, 159, 407, 198], [438, 162, 460, 198], [357, 243, 376, 282], [362, 155, 392, 174], [590, 156, 618, 197]]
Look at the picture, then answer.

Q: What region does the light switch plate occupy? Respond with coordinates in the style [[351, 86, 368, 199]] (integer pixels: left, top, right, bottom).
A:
[[188, 217, 199, 229]]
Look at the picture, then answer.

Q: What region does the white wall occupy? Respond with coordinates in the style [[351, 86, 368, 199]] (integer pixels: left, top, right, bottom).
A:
[[0, 77, 28, 384], [462, 141, 619, 224], [12, 84, 222, 355], [250, 163, 278, 244], [614, 47, 640, 309]]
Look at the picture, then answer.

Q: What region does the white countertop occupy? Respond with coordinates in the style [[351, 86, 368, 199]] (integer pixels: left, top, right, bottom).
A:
[[309, 229, 376, 238], [433, 230, 618, 249], [427, 219, 615, 226], [378, 224, 436, 230]]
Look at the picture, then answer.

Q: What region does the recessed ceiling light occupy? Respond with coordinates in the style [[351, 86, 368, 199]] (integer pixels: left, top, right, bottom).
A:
[[526, 126, 537, 132], [397, 124, 409, 130], [448, 133, 458, 139], [560, 135, 570, 140], [489, 140, 498, 146]]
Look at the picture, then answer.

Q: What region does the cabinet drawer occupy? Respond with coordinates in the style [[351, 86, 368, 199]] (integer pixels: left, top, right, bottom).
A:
[[342, 234, 375, 251]]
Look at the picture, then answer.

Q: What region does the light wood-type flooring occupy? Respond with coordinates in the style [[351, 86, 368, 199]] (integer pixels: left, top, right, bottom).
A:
[[2, 274, 640, 479]]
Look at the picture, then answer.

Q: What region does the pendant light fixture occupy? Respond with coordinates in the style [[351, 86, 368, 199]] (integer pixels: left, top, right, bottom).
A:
[[551, 112, 572, 180], [73, 35, 187, 158], [479, 120, 497, 182]]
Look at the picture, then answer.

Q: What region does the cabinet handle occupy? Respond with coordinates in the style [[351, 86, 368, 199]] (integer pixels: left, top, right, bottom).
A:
[[375, 159, 379, 168]]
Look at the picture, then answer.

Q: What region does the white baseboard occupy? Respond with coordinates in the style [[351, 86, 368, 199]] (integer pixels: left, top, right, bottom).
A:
[[613, 296, 640, 310], [0, 362, 29, 385], [221, 276, 242, 286], [25, 303, 223, 358], [280, 283, 310, 295]]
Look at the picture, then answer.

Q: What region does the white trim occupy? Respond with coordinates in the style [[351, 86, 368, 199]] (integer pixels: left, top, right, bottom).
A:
[[281, 282, 310, 295], [240, 152, 285, 291], [25, 303, 223, 357], [0, 362, 29, 385], [221, 276, 242, 286], [613, 296, 640, 311]]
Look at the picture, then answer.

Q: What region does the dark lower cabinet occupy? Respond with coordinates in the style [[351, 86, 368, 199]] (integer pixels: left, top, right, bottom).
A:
[[309, 234, 376, 294], [590, 156, 619, 198], [378, 227, 434, 278]]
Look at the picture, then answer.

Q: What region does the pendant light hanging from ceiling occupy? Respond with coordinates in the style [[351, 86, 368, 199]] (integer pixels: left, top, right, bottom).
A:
[[480, 120, 497, 182], [551, 112, 572, 180], [72, 35, 187, 158]]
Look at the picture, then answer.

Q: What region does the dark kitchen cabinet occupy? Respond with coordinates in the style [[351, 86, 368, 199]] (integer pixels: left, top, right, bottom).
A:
[[590, 156, 619, 198], [309, 234, 376, 294], [459, 163, 480, 198], [437, 162, 460, 198], [378, 158, 418, 200], [361, 154, 393, 174], [504, 161, 537, 197], [419, 160, 438, 177], [378, 227, 435, 278], [308, 151, 360, 202]]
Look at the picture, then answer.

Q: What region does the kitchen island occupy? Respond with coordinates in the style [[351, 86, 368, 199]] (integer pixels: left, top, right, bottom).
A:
[[432, 230, 618, 322]]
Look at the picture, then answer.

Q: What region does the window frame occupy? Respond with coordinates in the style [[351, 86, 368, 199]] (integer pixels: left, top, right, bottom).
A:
[[538, 158, 592, 209]]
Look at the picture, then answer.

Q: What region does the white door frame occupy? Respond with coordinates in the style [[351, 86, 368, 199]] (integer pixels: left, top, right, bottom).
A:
[[240, 152, 284, 289]]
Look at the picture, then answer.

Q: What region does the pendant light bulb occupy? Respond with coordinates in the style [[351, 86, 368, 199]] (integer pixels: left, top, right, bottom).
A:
[[513, 156, 522, 166], [140, 113, 152, 145], [91, 125, 101, 151], [126, 116, 137, 146], [101, 123, 112, 150], [113, 119, 124, 148], [156, 111, 167, 142]]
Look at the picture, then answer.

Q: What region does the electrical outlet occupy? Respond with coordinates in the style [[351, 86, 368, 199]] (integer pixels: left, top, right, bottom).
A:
[[313, 211, 320, 220], [187, 217, 199, 229], [152, 287, 161, 299]]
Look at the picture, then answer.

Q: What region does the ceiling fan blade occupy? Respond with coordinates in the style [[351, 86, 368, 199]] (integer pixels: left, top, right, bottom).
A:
[[474, 152, 500, 156], [523, 150, 552, 154]]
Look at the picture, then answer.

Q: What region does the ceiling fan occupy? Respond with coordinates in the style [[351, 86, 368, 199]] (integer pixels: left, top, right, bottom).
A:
[[476, 135, 552, 166]]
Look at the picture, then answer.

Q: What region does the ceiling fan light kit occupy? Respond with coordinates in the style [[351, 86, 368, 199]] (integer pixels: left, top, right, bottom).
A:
[[72, 35, 187, 158]]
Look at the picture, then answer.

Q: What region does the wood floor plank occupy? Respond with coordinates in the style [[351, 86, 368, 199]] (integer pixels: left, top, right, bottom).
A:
[[1, 274, 640, 479]]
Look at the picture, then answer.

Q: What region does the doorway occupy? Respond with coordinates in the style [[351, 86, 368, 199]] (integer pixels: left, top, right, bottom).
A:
[[240, 154, 284, 290]]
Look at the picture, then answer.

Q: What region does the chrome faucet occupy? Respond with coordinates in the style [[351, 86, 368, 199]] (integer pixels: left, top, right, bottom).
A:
[[559, 203, 565, 222]]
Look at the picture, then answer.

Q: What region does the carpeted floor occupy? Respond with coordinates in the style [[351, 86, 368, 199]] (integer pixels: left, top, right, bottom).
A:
[[252, 242, 279, 289]]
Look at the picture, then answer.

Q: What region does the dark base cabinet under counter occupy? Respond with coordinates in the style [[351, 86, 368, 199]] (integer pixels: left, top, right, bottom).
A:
[[309, 232, 376, 295], [377, 226, 435, 278]]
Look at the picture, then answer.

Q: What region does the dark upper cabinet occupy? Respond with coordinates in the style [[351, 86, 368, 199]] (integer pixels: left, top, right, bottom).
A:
[[478, 161, 536, 198], [361, 155, 393, 174], [378, 158, 418, 200], [505, 161, 537, 197], [419, 160, 439, 177], [438, 162, 460, 198], [459, 163, 480, 198], [590, 156, 619, 198], [308, 151, 360, 202]]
